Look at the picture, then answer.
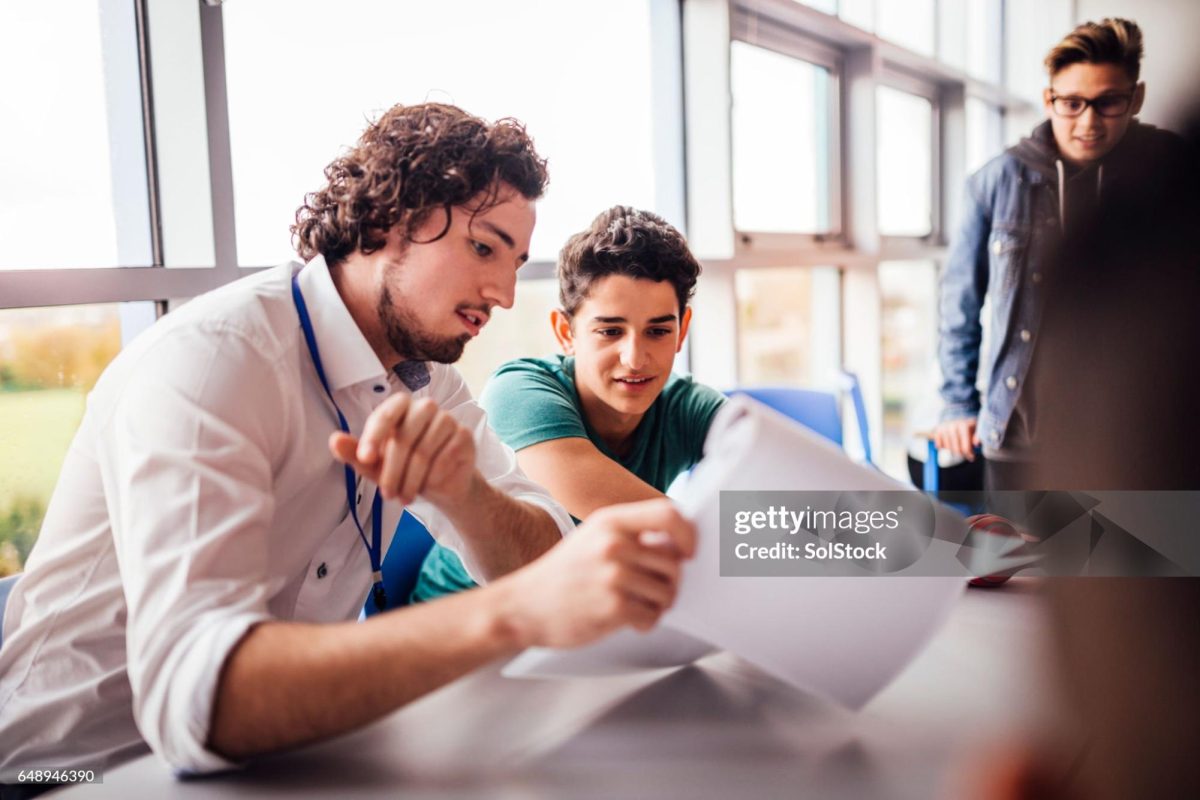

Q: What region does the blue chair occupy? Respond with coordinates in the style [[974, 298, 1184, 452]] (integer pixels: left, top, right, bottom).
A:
[[0, 573, 20, 651], [728, 372, 874, 465], [727, 386, 843, 446], [362, 511, 435, 617]]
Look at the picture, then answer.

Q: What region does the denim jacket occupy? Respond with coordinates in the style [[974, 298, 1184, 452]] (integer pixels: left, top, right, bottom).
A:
[[938, 120, 1182, 456]]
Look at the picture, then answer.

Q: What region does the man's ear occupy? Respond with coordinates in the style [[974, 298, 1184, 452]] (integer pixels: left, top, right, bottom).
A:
[[1042, 86, 1055, 118], [551, 308, 575, 355], [676, 306, 693, 354], [1131, 81, 1146, 116]]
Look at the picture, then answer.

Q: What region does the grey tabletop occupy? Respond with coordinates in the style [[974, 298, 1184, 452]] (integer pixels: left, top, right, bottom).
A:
[[62, 580, 1050, 800]]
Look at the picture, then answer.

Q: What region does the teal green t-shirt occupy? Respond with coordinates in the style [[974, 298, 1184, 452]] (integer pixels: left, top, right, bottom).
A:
[[411, 355, 726, 603]]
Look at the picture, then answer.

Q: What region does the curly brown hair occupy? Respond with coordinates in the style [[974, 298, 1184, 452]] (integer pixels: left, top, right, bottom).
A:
[[557, 206, 700, 318], [292, 103, 549, 265]]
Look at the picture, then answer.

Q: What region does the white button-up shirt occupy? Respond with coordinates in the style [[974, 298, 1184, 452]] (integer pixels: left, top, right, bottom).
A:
[[0, 256, 571, 776]]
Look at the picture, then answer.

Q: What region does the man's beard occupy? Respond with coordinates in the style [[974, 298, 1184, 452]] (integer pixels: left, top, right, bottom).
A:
[[378, 284, 471, 364]]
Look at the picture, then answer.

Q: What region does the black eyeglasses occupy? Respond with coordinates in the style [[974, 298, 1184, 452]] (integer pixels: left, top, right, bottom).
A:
[[1049, 91, 1135, 118]]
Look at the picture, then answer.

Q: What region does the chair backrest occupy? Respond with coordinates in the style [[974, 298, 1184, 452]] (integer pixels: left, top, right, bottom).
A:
[[0, 572, 21, 652], [363, 511, 435, 617], [726, 387, 843, 446]]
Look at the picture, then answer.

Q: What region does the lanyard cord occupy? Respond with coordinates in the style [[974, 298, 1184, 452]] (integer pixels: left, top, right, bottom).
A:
[[291, 273, 388, 612]]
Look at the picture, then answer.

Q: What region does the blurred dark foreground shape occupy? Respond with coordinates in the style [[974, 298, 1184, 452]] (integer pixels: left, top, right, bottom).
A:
[[962, 105, 1200, 799]]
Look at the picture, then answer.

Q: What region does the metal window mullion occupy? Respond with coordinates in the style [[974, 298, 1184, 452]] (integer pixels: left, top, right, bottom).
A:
[[134, 0, 164, 267], [0, 268, 230, 311], [198, 0, 239, 280]]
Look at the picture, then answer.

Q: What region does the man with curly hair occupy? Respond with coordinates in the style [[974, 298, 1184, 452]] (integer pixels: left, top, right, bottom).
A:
[[0, 105, 694, 787], [413, 206, 725, 601]]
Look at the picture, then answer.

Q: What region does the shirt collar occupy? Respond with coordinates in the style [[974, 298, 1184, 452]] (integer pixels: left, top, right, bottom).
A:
[[294, 255, 389, 392]]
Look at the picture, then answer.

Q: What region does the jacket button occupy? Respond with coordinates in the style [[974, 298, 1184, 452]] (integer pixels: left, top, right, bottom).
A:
[[1020, 329, 1032, 342], [1005, 376, 1018, 390], [1031, 272, 1043, 284], [316, 563, 328, 579]]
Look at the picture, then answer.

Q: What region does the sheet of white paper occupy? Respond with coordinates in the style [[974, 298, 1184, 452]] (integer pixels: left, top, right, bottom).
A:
[[503, 396, 963, 709], [663, 396, 964, 709], [503, 626, 717, 679]]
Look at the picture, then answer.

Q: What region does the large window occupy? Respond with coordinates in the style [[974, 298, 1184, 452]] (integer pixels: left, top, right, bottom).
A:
[[876, 86, 934, 237], [222, 0, 664, 267], [0, 304, 155, 574], [730, 42, 834, 235], [0, 1, 151, 270], [966, 97, 1005, 176]]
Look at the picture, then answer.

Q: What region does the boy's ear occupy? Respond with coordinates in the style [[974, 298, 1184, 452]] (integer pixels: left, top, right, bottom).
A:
[[676, 306, 693, 354], [1131, 81, 1146, 116], [551, 308, 575, 355]]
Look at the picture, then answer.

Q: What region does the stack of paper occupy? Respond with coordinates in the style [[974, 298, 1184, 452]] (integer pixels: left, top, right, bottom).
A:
[[504, 396, 964, 709]]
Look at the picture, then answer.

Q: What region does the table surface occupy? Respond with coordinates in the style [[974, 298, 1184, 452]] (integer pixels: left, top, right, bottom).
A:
[[63, 580, 1051, 800]]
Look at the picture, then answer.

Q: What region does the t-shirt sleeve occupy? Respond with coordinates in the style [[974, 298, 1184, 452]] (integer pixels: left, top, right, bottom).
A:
[[667, 377, 728, 465], [479, 360, 589, 452]]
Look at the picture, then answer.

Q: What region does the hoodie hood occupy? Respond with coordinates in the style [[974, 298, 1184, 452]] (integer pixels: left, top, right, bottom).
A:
[[1008, 120, 1062, 180], [1006, 119, 1180, 229], [1008, 119, 1180, 178]]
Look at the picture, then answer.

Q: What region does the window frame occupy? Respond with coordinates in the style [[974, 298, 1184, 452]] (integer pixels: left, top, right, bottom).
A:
[[728, 18, 846, 250]]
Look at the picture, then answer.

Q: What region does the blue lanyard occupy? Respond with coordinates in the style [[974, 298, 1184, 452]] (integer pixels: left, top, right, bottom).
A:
[[291, 273, 388, 612]]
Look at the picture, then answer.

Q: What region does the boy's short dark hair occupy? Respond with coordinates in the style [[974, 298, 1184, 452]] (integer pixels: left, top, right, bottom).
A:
[[557, 206, 701, 318], [1045, 18, 1143, 82], [292, 102, 548, 266]]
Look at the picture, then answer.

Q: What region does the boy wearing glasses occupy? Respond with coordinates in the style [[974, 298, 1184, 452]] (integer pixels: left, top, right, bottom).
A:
[[934, 18, 1183, 489]]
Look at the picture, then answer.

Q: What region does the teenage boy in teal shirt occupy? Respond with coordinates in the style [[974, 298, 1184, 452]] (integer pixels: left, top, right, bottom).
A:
[[413, 206, 725, 601]]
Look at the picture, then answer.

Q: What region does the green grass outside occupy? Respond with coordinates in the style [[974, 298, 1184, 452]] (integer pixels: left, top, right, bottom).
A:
[[0, 389, 85, 571], [0, 388, 85, 512]]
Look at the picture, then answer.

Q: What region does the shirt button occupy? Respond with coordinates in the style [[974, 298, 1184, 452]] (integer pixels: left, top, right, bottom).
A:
[[373, 385, 386, 393], [991, 431, 1000, 442], [316, 562, 328, 579], [992, 240, 1003, 255], [1020, 329, 1032, 342], [1031, 272, 1043, 284], [1005, 376, 1017, 390]]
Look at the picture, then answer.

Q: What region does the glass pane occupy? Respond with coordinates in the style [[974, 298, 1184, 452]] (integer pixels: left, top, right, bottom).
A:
[[223, 0, 660, 267], [731, 42, 832, 234], [454, 279, 561, 398], [839, 0, 874, 32], [876, 86, 933, 237], [879, 260, 939, 481], [966, 98, 1003, 175], [736, 267, 841, 387], [878, 0, 934, 56], [795, 0, 837, 13], [966, 0, 1002, 82], [0, 303, 153, 575], [938, 0, 968, 72], [0, 2, 152, 270]]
